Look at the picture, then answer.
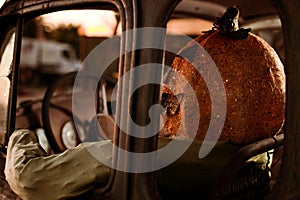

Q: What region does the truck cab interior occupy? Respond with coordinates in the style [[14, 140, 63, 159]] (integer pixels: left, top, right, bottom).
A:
[[0, 0, 298, 199]]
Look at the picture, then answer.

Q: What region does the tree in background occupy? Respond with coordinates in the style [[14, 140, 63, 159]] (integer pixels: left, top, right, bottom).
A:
[[23, 18, 80, 58], [45, 24, 80, 58]]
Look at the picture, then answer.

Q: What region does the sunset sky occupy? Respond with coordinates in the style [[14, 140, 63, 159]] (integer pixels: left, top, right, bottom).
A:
[[42, 10, 116, 27], [42, 10, 118, 37]]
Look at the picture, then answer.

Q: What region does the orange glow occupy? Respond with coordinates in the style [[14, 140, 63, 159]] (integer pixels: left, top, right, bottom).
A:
[[167, 18, 213, 35], [42, 10, 118, 37]]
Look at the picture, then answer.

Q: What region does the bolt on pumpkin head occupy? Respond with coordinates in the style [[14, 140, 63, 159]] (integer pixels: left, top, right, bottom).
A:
[[162, 6, 286, 144], [212, 6, 251, 39]]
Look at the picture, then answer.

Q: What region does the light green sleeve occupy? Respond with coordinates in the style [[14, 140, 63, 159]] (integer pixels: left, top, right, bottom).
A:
[[5, 129, 111, 200]]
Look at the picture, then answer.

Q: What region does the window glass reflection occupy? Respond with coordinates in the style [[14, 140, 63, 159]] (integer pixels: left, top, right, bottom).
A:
[[0, 32, 15, 77], [0, 77, 10, 145]]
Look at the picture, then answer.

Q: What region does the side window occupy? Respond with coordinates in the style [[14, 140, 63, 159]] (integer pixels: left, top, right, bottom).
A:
[[0, 30, 15, 146], [19, 10, 119, 99], [16, 9, 120, 151], [0, 31, 15, 76]]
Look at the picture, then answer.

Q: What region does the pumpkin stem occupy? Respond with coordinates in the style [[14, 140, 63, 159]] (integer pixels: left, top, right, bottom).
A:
[[213, 6, 251, 39]]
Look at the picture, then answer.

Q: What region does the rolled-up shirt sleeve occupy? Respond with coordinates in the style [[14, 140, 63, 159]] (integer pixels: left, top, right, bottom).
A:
[[4, 129, 111, 200]]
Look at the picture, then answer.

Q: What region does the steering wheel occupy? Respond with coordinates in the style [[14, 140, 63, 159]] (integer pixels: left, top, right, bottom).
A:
[[42, 71, 114, 153], [42, 72, 84, 153]]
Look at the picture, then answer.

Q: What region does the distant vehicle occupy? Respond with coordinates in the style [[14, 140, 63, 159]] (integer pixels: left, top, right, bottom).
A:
[[20, 37, 80, 75]]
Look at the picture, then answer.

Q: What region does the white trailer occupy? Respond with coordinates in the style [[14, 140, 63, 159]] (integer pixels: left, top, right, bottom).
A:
[[20, 37, 80, 75]]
